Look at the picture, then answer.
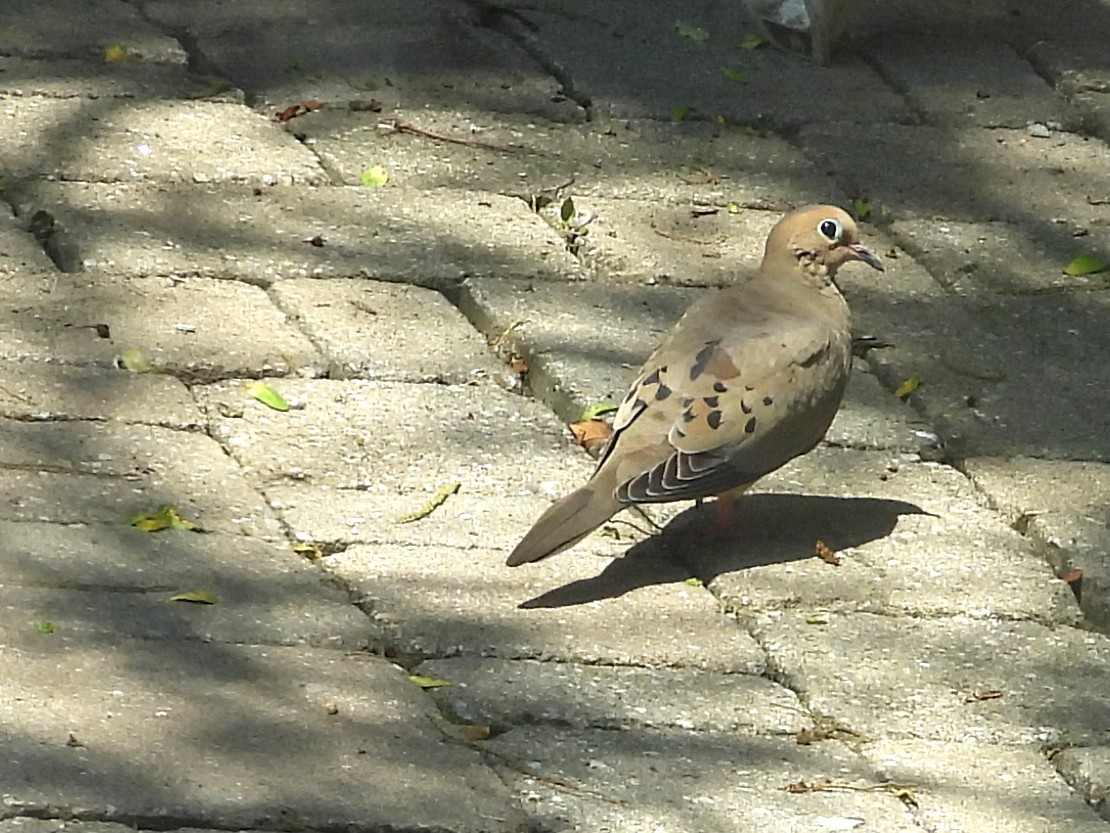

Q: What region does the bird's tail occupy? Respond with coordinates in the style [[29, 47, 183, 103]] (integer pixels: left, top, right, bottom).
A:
[[506, 483, 622, 566]]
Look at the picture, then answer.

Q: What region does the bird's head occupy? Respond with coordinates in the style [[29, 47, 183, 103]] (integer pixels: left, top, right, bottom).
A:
[[764, 204, 884, 282]]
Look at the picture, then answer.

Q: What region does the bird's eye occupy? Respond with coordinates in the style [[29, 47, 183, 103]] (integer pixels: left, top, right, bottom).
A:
[[818, 219, 842, 241]]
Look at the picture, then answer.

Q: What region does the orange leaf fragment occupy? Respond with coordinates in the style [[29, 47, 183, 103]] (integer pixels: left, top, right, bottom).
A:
[[569, 419, 612, 453]]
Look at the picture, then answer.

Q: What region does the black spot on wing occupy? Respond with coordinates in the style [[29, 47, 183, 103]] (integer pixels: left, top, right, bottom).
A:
[[655, 384, 672, 401], [744, 416, 757, 434], [713, 381, 727, 393], [689, 340, 721, 381], [642, 368, 662, 386], [707, 410, 722, 430], [763, 395, 773, 406], [740, 398, 752, 415], [702, 395, 719, 408]]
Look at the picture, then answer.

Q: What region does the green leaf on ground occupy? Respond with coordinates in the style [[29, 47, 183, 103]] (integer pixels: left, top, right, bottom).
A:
[[247, 381, 290, 411], [359, 165, 389, 187], [671, 104, 690, 123], [675, 23, 709, 42], [685, 577, 704, 587], [1063, 254, 1109, 276], [738, 32, 766, 50], [118, 348, 153, 373], [560, 196, 576, 224], [852, 198, 872, 221], [721, 67, 748, 83], [169, 590, 217, 604], [580, 402, 618, 421], [35, 621, 56, 634]]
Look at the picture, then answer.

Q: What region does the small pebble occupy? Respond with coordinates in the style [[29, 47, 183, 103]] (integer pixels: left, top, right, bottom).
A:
[[1027, 122, 1051, 138]]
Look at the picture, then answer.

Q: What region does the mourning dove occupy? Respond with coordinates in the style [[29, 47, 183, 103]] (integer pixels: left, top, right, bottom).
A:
[[506, 205, 883, 567]]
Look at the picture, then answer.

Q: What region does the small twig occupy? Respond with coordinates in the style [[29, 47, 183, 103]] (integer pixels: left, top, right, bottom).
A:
[[488, 318, 528, 350], [395, 482, 460, 524], [784, 779, 918, 808], [0, 383, 34, 404], [380, 119, 518, 153]]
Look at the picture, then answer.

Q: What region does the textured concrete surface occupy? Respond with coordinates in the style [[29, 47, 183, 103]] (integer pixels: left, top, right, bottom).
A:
[[2, 0, 1109, 831]]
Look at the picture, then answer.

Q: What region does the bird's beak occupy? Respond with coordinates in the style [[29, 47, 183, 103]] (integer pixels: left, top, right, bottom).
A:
[[849, 244, 884, 272]]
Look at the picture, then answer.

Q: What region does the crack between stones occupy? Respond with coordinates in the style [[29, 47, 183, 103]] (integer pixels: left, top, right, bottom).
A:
[[0, 807, 441, 833]]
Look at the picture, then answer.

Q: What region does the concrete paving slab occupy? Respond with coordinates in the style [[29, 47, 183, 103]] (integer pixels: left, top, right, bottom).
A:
[[270, 279, 506, 383], [10, 181, 580, 285], [964, 457, 1110, 628], [506, 0, 911, 126], [0, 272, 324, 379], [1053, 746, 1110, 822], [0, 636, 522, 832], [196, 378, 586, 494], [845, 283, 1110, 462], [0, 520, 368, 647], [0, 360, 202, 428], [1, 582, 365, 649], [797, 123, 1110, 225], [889, 217, 1110, 297], [0, 56, 238, 101], [864, 739, 1109, 833], [323, 542, 766, 673], [483, 726, 918, 833], [266, 485, 603, 553], [415, 656, 810, 734], [1026, 38, 1110, 143], [144, 0, 568, 117], [680, 449, 1079, 625], [565, 198, 782, 284], [0, 419, 284, 539], [0, 96, 326, 185], [458, 275, 933, 451], [758, 612, 1110, 745], [1010, 39, 1110, 144], [872, 38, 1078, 128], [0, 0, 187, 64], [298, 109, 839, 206]]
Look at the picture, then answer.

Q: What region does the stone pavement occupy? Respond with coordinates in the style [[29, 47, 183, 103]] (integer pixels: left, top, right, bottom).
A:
[[1, 0, 1109, 831]]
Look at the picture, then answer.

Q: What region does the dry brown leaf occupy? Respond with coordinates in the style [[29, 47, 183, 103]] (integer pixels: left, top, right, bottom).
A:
[[814, 539, 841, 566], [569, 419, 613, 453]]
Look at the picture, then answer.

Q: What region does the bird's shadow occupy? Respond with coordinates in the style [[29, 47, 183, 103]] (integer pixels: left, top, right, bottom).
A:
[[519, 493, 929, 609]]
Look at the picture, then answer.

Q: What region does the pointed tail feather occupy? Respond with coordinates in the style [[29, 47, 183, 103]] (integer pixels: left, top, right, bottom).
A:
[[506, 485, 622, 566]]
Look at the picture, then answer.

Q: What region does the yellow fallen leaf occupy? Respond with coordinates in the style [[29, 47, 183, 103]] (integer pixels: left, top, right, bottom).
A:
[[408, 674, 452, 689], [128, 504, 196, 532], [894, 375, 922, 398], [455, 724, 492, 742], [104, 44, 131, 63], [395, 483, 461, 524], [738, 32, 766, 49], [169, 590, 217, 604]]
